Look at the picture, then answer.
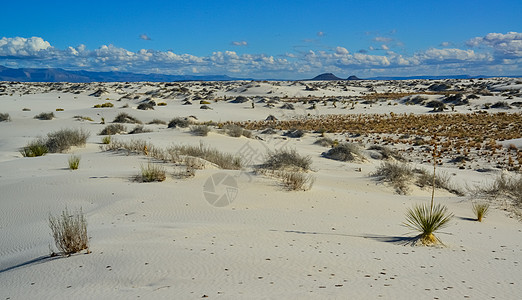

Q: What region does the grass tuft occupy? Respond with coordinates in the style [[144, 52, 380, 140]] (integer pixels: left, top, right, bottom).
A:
[[472, 201, 490, 222], [34, 112, 55, 120], [49, 207, 89, 255], [68, 155, 81, 170], [372, 162, 414, 195], [99, 124, 126, 135], [137, 162, 166, 182], [261, 148, 312, 171]]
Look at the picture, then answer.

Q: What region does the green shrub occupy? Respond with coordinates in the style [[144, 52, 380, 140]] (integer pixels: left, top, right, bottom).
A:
[[20, 139, 48, 157], [68, 155, 81, 170], [169, 143, 242, 170], [94, 102, 114, 108], [101, 136, 111, 144], [49, 207, 89, 255]]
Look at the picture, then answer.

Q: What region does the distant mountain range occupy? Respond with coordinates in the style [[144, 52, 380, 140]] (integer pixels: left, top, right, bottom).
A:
[[0, 66, 519, 82], [0, 66, 250, 82]]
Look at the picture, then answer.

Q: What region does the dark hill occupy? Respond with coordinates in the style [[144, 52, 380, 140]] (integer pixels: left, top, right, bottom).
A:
[[309, 73, 343, 81]]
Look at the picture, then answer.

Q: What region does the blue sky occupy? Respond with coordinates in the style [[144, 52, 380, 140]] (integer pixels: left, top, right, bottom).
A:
[[1, 0, 521, 79]]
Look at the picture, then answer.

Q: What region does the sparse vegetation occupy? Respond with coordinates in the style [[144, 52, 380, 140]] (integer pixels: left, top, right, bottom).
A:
[[49, 207, 89, 255], [20, 139, 48, 157], [74, 115, 94, 122], [45, 128, 90, 153], [148, 119, 167, 125], [170, 143, 242, 170], [472, 201, 490, 222], [190, 125, 211, 136], [129, 125, 153, 134], [224, 124, 251, 138], [113, 112, 142, 124], [101, 136, 111, 144], [99, 124, 126, 135], [314, 137, 335, 147], [137, 162, 166, 182], [34, 112, 55, 120], [372, 162, 414, 195], [0, 112, 11, 122], [322, 143, 363, 162], [68, 155, 81, 170], [261, 148, 312, 171], [168, 117, 192, 128], [93, 102, 114, 108]]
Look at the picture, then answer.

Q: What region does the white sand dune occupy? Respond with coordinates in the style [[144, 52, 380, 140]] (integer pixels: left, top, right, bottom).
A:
[[1, 79, 521, 299]]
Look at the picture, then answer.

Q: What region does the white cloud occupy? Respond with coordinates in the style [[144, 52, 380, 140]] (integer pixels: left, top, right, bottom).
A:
[[231, 41, 248, 46], [440, 41, 451, 47], [467, 32, 522, 58], [317, 31, 325, 37], [139, 34, 152, 41], [381, 44, 389, 50], [0, 37, 51, 57], [374, 36, 393, 43]]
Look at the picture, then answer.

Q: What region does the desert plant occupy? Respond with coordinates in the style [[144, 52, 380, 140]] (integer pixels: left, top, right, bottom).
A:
[[279, 170, 315, 191], [101, 136, 111, 144], [322, 143, 363, 162], [49, 207, 89, 255], [68, 155, 81, 170], [74, 115, 94, 122], [99, 124, 126, 135], [372, 162, 414, 194], [261, 148, 312, 171], [0, 112, 11, 122], [148, 119, 167, 125], [20, 139, 48, 157], [113, 112, 142, 124], [34, 112, 55, 120], [404, 203, 453, 245], [168, 117, 191, 128], [314, 137, 334, 147], [45, 128, 90, 153], [284, 129, 305, 138], [224, 124, 250, 138], [190, 125, 211, 136], [472, 201, 490, 222], [137, 102, 154, 110], [170, 143, 242, 170], [129, 125, 153, 134], [138, 162, 166, 182]]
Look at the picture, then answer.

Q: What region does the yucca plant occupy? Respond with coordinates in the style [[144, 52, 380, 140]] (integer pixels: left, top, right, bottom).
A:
[[404, 203, 453, 245], [68, 155, 81, 170], [404, 137, 453, 246], [472, 201, 490, 222]]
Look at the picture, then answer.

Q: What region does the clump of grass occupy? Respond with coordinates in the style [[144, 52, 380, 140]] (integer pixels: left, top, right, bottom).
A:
[[404, 203, 453, 246], [261, 148, 312, 171], [472, 201, 490, 222], [224, 124, 251, 138], [322, 143, 363, 162], [34, 112, 55, 120], [0, 113, 11, 122], [74, 115, 94, 122], [372, 162, 414, 195], [157, 102, 167, 106], [471, 174, 522, 208], [314, 137, 334, 147], [101, 136, 111, 144], [49, 207, 89, 256], [113, 112, 142, 124], [45, 128, 90, 153], [137, 162, 166, 182], [168, 117, 191, 128], [170, 143, 242, 170], [416, 169, 463, 196], [93, 102, 114, 108], [68, 155, 81, 170], [148, 119, 167, 125], [20, 139, 48, 157], [278, 170, 315, 191], [129, 125, 153, 134], [99, 124, 126, 135], [190, 125, 211, 136]]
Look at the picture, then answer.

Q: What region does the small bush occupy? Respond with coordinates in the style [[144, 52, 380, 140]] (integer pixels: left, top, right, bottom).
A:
[[190, 125, 211, 136], [472, 202, 490, 222], [68, 155, 81, 170], [322, 143, 363, 162], [99, 124, 126, 135], [415, 169, 463, 195], [368, 145, 404, 161], [168, 117, 191, 128], [34, 112, 55, 120], [372, 162, 414, 195], [169, 143, 242, 170], [262, 149, 312, 171], [148, 119, 167, 125], [46, 128, 90, 153], [137, 102, 154, 110], [113, 112, 142, 124], [224, 124, 251, 138], [94, 102, 114, 108], [137, 162, 166, 182], [284, 129, 305, 138], [74, 115, 94, 122], [129, 125, 153, 134], [279, 170, 315, 191], [20, 139, 48, 157], [0, 112, 11, 122], [101, 136, 111, 144], [314, 137, 334, 147], [472, 174, 522, 208], [49, 207, 89, 255]]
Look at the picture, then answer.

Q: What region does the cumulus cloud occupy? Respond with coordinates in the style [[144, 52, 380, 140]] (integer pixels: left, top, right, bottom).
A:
[[139, 34, 152, 41], [467, 32, 522, 58], [231, 41, 248, 46], [0, 37, 51, 57]]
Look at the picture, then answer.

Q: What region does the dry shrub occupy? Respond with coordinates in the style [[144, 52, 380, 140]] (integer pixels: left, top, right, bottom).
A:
[[261, 148, 312, 171], [68, 155, 81, 170], [0, 112, 11, 122], [34, 112, 55, 120], [113, 112, 142, 124], [322, 143, 363, 162], [129, 125, 153, 134], [372, 162, 414, 195], [45, 129, 90, 153], [137, 162, 166, 182], [99, 124, 126, 135], [49, 207, 89, 255], [190, 125, 211, 136]]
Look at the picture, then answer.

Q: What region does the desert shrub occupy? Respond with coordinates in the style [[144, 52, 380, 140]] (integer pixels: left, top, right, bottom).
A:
[[261, 148, 311, 171], [168, 117, 191, 128], [224, 124, 250, 138], [372, 162, 414, 195], [415, 169, 463, 195], [68, 155, 81, 170], [20, 139, 48, 157], [93, 102, 114, 108], [55, 108, 64, 111], [368, 145, 404, 161], [0, 112, 11, 122], [113, 112, 142, 124], [148, 119, 167, 125], [190, 125, 211, 136], [101, 136, 111, 144], [49, 207, 89, 255], [137, 162, 166, 182], [137, 102, 154, 110], [404, 203, 453, 246], [99, 124, 126, 135], [322, 143, 363, 162], [74, 115, 94, 122], [472, 174, 522, 208], [34, 112, 55, 120], [314, 137, 334, 147], [157, 102, 167, 106], [279, 170, 315, 191], [426, 100, 446, 111], [284, 129, 305, 138], [169, 143, 242, 170], [472, 201, 490, 222], [45, 128, 90, 153], [129, 125, 153, 134], [491, 101, 511, 109]]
